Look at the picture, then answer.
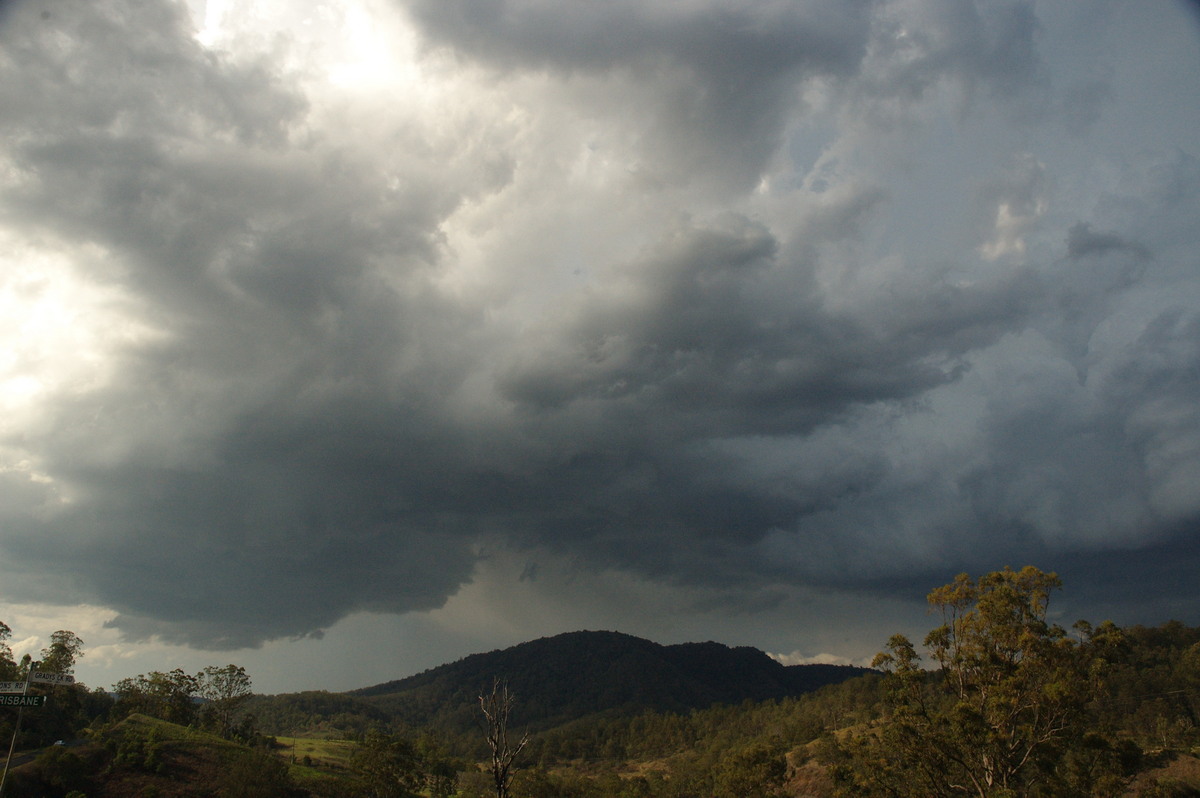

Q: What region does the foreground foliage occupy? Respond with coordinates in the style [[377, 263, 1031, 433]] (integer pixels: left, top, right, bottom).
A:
[[6, 574, 1200, 797], [833, 567, 1145, 797], [5, 714, 298, 798]]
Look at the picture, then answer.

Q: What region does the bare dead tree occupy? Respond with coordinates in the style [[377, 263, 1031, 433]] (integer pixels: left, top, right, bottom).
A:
[[479, 678, 529, 798]]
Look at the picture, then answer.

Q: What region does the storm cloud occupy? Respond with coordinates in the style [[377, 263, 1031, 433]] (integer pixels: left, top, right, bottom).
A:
[[0, 0, 1198, 664]]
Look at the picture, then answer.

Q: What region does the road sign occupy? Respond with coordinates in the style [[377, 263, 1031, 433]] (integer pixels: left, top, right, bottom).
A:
[[0, 695, 45, 707], [0, 683, 24, 695], [29, 672, 74, 685]]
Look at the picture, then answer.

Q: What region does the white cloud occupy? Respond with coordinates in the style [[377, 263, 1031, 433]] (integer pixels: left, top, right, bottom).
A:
[[769, 650, 868, 668]]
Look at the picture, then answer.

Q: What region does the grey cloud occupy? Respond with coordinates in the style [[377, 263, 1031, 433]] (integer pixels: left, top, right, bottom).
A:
[[1059, 76, 1114, 137], [0, 0, 1197, 654], [1104, 310, 1200, 524], [2, 400, 495, 649], [852, 0, 1043, 123], [1044, 223, 1150, 377], [961, 377, 1147, 552], [0, 0, 497, 646], [500, 212, 1036, 438], [399, 0, 874, 77], [0, 0, 301, 145], [479, 208, 1047, 591], [1066, 223, 1150, 262], [1057, 535, 1200, 626], [397, 0, 1046, 184], [399, 0, 878, 188], [948, 308, 1200, 609], [1182, 0, 1200, 27]]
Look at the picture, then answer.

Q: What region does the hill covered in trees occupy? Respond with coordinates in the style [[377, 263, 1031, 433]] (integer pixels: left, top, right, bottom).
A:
[[344, 630, 871, 734], [9, 569, 1200, 797]]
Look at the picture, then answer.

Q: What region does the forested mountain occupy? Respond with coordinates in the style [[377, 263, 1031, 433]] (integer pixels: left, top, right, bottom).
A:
[[13, 579, 1200, 796], [347, 630, 871, 734]]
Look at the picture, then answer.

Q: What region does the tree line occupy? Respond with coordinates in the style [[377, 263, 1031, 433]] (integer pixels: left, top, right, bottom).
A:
[[822, 567, 1200, 798], [461, 567, 1200, 798], [7, 567, 1200, 796], [1, 622, 258, 749]]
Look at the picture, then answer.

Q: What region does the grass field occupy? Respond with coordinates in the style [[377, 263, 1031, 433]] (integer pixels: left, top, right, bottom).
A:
[[273, 735, 362, 793], [274, 735, 357, 768]]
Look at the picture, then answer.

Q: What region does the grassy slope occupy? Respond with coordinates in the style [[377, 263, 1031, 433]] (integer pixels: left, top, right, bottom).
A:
[[275, 735, 357, 769], [8, 714, 337, 798], [9, 714, 230, 797], [274, 734, 361, 794]]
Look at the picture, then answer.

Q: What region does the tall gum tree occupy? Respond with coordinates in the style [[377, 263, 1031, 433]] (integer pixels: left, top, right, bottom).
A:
[[836, 566, 1131, 798], [39, 630, 84, 674]]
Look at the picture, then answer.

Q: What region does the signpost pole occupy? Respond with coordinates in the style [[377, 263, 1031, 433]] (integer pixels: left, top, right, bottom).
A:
[[0, 663, 36, 798]]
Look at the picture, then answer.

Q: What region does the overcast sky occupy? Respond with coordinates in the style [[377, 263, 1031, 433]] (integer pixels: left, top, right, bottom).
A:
[[1, 0, 1198, 695]]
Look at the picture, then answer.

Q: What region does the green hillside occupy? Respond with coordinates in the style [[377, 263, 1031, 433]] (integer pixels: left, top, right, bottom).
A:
[[4, 713, 299, 798], [345, 630, 871, 735], [7, 572, 1200, 797]]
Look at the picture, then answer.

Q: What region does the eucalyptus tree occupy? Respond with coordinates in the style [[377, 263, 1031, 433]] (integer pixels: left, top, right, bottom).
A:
[[197, 664, 253, 739], [0, 623, 14, 681], [836, 567, 1133, 798], [113, 669, 200, 726], [39, 630, 84, 674]]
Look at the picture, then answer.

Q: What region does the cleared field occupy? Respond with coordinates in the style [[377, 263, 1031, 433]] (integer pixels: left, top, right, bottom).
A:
[[274, 735, 357, 770]]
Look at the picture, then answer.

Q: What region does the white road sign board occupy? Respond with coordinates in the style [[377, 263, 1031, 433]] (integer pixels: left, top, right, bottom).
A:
[[0, 682, 25, 694], [30, 672, 74, 685]]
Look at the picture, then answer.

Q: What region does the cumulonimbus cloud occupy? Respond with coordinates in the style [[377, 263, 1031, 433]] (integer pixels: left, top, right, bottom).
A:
[[0, 0, 1197, 648]]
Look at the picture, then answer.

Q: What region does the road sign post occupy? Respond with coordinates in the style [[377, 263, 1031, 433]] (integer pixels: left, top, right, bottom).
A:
[[29, 672, 73, 686], [0, 663, 63, 797], [0, 665, 33, 798]]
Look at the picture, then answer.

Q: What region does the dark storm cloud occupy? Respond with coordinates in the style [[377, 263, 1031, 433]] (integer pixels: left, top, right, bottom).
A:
[[0, 0, 495, 646], [400, 0, 872, 73], [398, 0, 878, 187], [398, 0, 1049, 188], [0, 0, 1198, 650], [1066, 223, 1150, 262], [471, 206, 1047, 593], [499, 212, 1031, 433]]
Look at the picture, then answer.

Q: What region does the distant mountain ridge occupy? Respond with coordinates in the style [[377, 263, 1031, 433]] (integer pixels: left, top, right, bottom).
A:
[[350, 630, 872, 733]]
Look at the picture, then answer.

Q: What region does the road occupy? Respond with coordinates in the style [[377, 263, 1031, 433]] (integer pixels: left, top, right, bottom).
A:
[[4, 738, 87, 770]]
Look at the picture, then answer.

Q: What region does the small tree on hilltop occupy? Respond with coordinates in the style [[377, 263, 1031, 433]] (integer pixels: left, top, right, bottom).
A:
[[479, 678, 529, 798]]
